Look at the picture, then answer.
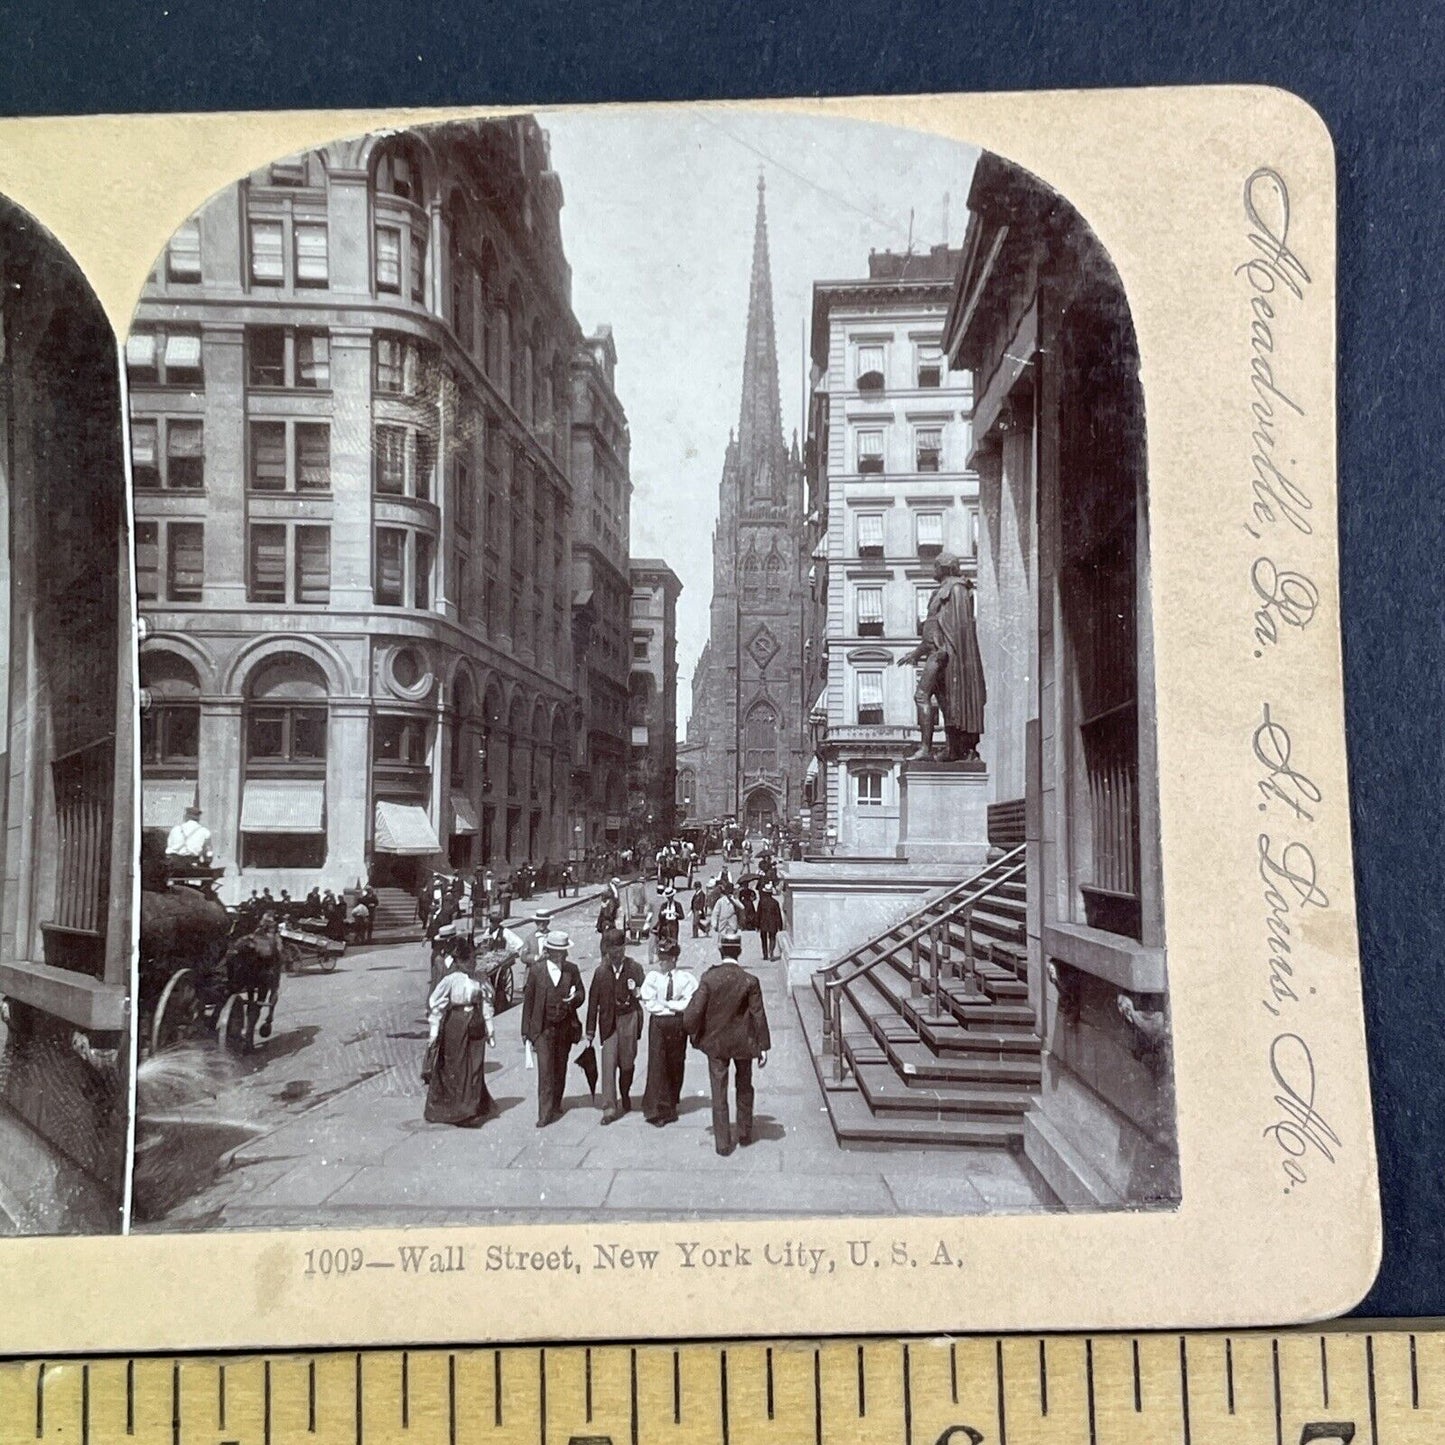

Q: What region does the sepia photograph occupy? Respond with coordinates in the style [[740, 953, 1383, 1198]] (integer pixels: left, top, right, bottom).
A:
[[0, 197, 135, 1235], [126, 107, 1180, 1231]]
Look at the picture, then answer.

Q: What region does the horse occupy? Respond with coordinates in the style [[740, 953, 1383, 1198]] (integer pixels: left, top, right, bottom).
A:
[[220, 926, 285, 1052]]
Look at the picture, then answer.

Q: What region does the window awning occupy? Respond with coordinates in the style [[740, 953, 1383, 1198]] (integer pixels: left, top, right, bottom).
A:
[[450, 792, 479, 836], [805, 756, 820, 783], [241, 778, 325, 833], [809, 685, 828, 723], [374, 800, 440, 855], [142, 779, 196, 829]]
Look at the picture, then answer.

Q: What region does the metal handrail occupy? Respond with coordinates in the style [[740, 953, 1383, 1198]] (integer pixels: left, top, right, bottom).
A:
[[820, 846, 1025, 1080]]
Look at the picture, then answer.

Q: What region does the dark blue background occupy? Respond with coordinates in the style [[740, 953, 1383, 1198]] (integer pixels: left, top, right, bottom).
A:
[[0, 0, 1438, 1321]]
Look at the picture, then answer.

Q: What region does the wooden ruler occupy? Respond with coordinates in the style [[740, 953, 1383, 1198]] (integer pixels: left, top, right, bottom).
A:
[[0, 1329, 1433, 1445]]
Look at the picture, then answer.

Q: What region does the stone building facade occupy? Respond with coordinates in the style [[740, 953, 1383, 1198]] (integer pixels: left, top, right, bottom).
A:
[[132, 118, 601, 900], [628, 559, 681, 841], [803, 244, 977, 857], [0, 200, 133, 1231], [686, 179, 808, 835], [569, 326, 632, 857], [943, 152, 1177, 1206]]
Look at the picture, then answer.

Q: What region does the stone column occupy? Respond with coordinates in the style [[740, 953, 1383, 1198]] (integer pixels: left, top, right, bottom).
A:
[[327, 700, 372, 891], [199, 698, 243, 893], [329, 330, 376, 610], [201, 326, 247, 609]]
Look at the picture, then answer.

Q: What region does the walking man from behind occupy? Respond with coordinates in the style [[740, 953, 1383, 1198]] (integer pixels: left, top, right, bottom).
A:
[[683, 929, 771, 1156]]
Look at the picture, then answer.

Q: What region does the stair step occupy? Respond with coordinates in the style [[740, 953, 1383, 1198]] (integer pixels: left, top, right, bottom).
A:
[[821, 1085, 1024, 1149], [849, 1059, 1034, 1118], [880, 1031, 1042, 1085]]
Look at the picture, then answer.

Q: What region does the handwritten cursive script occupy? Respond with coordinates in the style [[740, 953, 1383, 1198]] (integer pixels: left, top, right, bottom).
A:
[[1264, 1033, 1340, 1190]]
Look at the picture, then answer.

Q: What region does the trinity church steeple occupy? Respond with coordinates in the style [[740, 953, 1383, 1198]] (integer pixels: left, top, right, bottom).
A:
[[685, 175, 808, 830]]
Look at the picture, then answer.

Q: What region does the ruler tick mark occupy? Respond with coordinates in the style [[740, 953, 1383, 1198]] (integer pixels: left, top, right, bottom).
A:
[[903, 1343, 913, 1445], [1226, 1337, 1235, 1414], [1085, 1340, 1096, 1445], [629, 1347, 639, 1445], [814, 1340, 826, 1445], [673, 1350, 681, 1425], [539, 1348, 547, 1445], [857, 1343, 866, 1415], [126, 1358, 135, 1436], [34, 1361, 43, 1440], [950, 1340, 958, 1405], [766, 1347, 775, 1420], [720, 1349, 730, 1445], [81, 1364, 90, 1445], [402, 1352, 409, 1429], [1179, 1336, 1192, 1445], [447, 1355, 455, 1445], [493, 1350, 502, 1427], [355, 1352, 364, 1445], [263, 1360, 271, 1445], [172, 1361, 181, 1445], [309, 1359, 317, 1433], [1131, 1338, 1141, 1411], [1272, 1339, 1283, 1445], [995, 1338, 1008, 1445], [1411, 1332, 1420, 1409], [585, 1347, 593, 1422], [1038, 1338, 1048, 1416], [1320, 1333, 1330, 1406], [1367, 1334, 1379, 1445]]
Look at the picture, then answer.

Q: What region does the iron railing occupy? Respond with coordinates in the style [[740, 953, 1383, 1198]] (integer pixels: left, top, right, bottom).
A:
[[819, 845, 1025, 1083]]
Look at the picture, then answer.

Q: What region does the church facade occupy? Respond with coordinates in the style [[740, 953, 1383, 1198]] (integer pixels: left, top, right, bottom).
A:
[[686, 180, 808, 835]]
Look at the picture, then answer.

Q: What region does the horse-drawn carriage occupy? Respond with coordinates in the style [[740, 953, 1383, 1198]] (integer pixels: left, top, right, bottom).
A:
[[278, 920, 344, 974], [138, 844, 288, 1057]]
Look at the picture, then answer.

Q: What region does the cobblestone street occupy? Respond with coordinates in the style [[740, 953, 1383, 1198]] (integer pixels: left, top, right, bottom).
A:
[[135, 888, 1047, 1230]]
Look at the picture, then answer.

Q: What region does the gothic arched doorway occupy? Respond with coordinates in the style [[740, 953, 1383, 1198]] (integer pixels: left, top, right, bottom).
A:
[[743, 788, 778, 836]]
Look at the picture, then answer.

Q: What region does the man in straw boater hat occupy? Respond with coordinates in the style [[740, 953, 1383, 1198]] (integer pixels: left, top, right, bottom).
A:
[[684, 928, 771, 1156], [898, 550, 987, 762], [521, 930, 585, 1127], [655, 884, 686, 948]]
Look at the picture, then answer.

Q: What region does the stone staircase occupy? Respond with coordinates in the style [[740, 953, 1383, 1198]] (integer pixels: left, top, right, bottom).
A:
[[794, 844, 1043, 1149], [370, 886, 422, 940]]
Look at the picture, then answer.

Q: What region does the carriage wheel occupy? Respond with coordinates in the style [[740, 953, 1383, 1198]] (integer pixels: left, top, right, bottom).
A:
[[217, 994, 247, 1053], [318, 948, 338, 973], [151, 969, 200, 1055], [493, 962, 514, 1013]]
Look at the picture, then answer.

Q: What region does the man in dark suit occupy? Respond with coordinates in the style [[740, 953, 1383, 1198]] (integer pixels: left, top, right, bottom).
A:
[[521, 931, 585, 1127], [683, 929, 771, 1156], [586, 927, 646, 1123]]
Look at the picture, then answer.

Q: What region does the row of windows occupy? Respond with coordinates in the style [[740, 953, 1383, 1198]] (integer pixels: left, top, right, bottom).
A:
[[852, 508, 978, 558], [853, 339, 946, 393], [854, 424, 949, 474]]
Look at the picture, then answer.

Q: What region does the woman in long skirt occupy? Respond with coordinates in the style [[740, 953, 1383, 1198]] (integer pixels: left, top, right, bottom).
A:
[[423, 960, 495, 1126]]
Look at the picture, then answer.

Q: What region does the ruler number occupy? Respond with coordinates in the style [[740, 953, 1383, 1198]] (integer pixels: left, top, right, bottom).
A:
[[932, 1428, 985, 1445], [1299, 1425, 1356, 1444]]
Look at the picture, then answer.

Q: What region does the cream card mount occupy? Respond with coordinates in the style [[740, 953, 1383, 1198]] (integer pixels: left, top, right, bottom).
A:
[[0, 88, 1374, 1353]]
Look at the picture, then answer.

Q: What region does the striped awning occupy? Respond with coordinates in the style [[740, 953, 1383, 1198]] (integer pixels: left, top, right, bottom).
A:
[[142, 779, 196, 829], [240, 779, 325, 834], [374, 800, 440, 855], [805, 755, 820, 783], [450, 792, 479, 836]]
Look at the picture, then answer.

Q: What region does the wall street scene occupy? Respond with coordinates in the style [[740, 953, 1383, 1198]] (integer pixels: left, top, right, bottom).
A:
[[129, 111, 1180, 1229]]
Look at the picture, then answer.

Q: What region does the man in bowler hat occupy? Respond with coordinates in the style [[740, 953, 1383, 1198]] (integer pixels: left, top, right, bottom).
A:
[[521, 931, 584, 1127], [683, 929, 771, 1156]]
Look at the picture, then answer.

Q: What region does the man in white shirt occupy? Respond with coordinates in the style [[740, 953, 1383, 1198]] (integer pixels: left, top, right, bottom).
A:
[[165, 806, 213, 867], [640, 936, 697, 1127]]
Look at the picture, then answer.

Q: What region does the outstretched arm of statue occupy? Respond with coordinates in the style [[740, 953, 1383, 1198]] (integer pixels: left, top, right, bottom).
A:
[[897, 642, 929, 666]]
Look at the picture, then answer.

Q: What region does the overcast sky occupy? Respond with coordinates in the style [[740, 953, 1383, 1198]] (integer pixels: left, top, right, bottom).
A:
[[542, 106, 979, 737]]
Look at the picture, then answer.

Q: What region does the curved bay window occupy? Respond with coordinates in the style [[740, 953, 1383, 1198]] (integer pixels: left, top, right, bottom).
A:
[[371, 138, 429, 307], [240, 654, 328, 871]]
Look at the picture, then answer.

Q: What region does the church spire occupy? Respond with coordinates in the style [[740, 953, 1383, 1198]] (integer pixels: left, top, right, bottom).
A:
[[736, 172, 784, 477]]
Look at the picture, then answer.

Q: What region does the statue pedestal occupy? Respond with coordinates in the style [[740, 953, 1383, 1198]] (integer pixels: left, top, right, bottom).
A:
[[897, 759, 990, 866]]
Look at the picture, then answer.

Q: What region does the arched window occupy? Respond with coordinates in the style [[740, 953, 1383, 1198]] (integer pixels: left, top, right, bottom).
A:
[[481, 681, 505, 792], [244, 653, 328, 770], [451, 672, 477, 789], [741, 551, 761, 602], [764, 550, 785, 597], [241, 652, 329, 871], [508, 695, 528, 796], [140, 653, 200, 767], [372, 139, 426, 204], [743, 702, 778, 776], [446, 198, 475, 351]]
